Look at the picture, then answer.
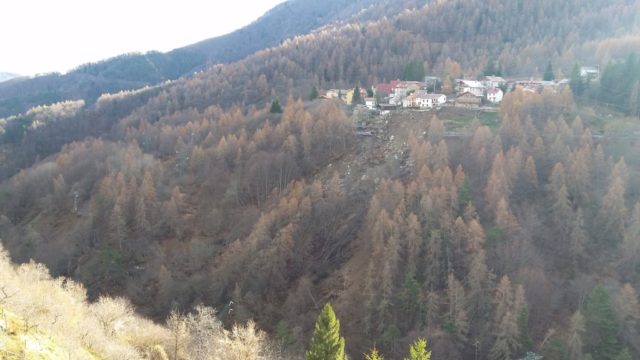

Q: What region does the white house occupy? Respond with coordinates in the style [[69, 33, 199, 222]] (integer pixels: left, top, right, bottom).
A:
[[580, 66, 600, 80], [364, 97, 377, 110], [487, 88, 504, 103], [418, 93, 447, 108], [389, 93, 405, 106], [457, 80, 485, 97], [405, 91, 447, 109]]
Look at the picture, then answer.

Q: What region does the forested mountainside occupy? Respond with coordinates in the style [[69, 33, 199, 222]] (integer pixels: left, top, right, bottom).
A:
[[88, 0, 637, 122], [182, 0, 429, 64], [2, 0, 638, 181], [0, 0, 428, 119], [1, 0, 640, 359], [0, 50, 204, 119]]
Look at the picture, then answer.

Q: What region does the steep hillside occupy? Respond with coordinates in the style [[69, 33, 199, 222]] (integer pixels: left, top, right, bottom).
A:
[[0, 244, 281, 359], [183, 0, 427, 65], [0, 0, 424, 118], [1, 0, 640, 359]]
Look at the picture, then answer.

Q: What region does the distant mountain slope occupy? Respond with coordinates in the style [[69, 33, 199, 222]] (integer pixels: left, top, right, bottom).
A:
[[0, 72, 20, 83], [0, 0, 422, 118], [0, 50, 205, 119], [183, 0, 427, 65]]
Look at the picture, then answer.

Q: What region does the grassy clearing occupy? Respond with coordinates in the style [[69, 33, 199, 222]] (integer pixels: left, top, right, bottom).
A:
[[438, 106, 500, 131]]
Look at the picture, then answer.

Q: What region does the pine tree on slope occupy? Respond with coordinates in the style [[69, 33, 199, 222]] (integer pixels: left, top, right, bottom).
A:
[[306, 303, 347, 360]]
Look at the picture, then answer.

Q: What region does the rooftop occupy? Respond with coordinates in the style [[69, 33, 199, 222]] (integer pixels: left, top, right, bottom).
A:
[[458, 79, 484, 88], [485, 76, 506, 82], [415, 91, 446, 100]]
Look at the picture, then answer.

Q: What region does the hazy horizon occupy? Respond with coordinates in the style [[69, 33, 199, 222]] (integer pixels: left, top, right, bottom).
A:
[[1, 0, 286, 76]]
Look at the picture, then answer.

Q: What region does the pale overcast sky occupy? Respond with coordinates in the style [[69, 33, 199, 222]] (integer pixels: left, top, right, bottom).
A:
[[1, 0, 286, 76]]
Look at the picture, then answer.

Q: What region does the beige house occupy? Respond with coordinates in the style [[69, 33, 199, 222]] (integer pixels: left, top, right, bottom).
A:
[[456, 92, 482, 107], [457, 80, 485, 97]]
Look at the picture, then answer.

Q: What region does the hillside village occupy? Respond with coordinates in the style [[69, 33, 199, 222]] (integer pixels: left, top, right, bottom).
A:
[[320, 65, 599, 113]]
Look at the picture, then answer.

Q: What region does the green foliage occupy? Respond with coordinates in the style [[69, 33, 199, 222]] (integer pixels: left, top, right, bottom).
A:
[[542, 338, 568, 360], [74, 50, 205, 83], [404, 338, 431, 360], [305, 303, 346, 360], [402, 61, 425, 81], [381, 325, 401, 354], [598, 54, 640, 114], [310, 86, 319, 101], [458, 178, 472, 208], [270, 99, 283, 113], [1, 115, 33, 145], [613, 348, 632, 360], [367, 87, 374, 97], [352, 85, 363, 105], [585, 285, 621, 360], [483, 60, 502, 76], [487, 226, 505, 245], [570, 63, 585, 96], [399, 272, 425, 331], [517, 305, 534, 354], [365, 345, 384, 360], [443, 320, 458, 334], [276, 319, 294, 350], [544, 61, 555, 81]]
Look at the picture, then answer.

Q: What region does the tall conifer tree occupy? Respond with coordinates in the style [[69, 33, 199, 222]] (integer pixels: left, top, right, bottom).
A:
[[585, 285, 620, 360], [306, 303, 347, 360], [404, 339, 431, 360]]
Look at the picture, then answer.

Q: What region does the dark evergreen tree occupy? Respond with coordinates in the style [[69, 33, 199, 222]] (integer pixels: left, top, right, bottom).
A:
[[570, 63, 584, 96], [544, 61, 555, 81], [352, 85, 363, 105], [381, 325, 401, 357], [598, 54, 640, 114], [483, 60, 502, 76], [309, 86, 319, 101], [458, 178, 472, 208], [585, 285, 621, 360], [270, 99, 283, 113], [399, 272, 425, 332], [403, 61, 425, 81], [517, 305, 534, 355], [367, 87, 374, 97]]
